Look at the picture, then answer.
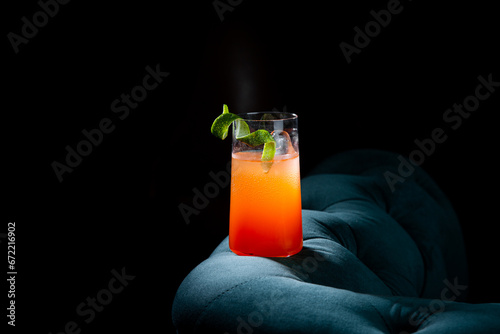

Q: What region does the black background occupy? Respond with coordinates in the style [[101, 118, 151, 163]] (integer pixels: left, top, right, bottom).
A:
[[3, 0, 499, 333]]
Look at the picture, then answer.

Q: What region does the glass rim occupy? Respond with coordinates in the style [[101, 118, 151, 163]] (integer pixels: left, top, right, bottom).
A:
[[236, 111, 298, 121]]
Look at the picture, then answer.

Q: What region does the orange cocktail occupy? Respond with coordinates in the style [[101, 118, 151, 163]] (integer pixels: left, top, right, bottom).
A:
[[229, 112, 302, 257]]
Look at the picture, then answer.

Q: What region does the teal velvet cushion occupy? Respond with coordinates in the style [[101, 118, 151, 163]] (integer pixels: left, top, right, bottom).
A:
[[172, 149, 500, 333]]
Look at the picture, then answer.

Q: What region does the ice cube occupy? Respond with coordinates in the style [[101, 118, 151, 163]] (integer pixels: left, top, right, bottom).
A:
[[272, 130, 293, 155]]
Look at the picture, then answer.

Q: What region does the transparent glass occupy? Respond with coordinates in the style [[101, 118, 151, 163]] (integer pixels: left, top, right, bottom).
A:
[[229, 112, 303, 257]]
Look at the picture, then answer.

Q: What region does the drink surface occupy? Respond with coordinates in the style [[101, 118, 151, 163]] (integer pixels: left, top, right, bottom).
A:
[[229, 151, 303, 257]]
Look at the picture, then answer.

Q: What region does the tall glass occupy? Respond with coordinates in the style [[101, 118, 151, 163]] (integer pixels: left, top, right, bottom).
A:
[[229, 112, 302, 257]]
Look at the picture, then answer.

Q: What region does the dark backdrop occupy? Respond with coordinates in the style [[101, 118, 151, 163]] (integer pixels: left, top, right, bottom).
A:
[[4, 1, 499, 333]]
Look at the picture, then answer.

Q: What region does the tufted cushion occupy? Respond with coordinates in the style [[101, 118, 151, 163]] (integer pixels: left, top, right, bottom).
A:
[[172, 149, 500, 333]]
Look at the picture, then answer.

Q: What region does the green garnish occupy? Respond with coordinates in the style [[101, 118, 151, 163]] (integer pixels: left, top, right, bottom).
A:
[[211, 104, 277, 166]]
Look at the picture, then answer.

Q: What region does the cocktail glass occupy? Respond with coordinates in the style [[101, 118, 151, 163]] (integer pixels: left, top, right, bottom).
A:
[[229, 112, 302, 257]]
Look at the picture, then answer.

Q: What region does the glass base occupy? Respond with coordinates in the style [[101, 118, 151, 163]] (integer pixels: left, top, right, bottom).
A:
[[230, 243, 303, 258]]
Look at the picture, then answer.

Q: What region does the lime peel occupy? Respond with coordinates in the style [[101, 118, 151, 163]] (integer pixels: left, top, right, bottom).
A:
[[211, 112, 241, 140], [211, 104, 276, 167]]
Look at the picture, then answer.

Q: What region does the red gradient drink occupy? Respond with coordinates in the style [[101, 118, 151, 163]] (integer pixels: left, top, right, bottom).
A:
[[229, 112, 302, 257]]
